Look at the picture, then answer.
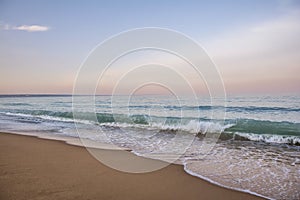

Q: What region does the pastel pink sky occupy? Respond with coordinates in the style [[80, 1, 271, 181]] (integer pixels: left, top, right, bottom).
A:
[[1, 1, 299, 95]]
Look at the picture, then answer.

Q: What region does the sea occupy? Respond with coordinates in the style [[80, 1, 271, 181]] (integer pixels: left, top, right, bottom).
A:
[[0, 94, 299, 199]]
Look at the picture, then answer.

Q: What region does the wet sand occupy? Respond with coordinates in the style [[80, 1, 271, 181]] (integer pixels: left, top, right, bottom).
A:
[[0, 132, 264, 200]]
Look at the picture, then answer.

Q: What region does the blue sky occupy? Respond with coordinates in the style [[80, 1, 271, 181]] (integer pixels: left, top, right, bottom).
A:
[[0, 0, 299, 94]]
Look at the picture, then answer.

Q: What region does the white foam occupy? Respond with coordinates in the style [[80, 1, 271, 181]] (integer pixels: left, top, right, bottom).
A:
[[183, 164, 274, 200], [100, 120, 235, 134], [235, 132, 300, 145], [4, 111, 94, 125]]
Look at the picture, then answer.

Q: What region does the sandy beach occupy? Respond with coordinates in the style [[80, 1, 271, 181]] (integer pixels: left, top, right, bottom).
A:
[[0, 132, 263, 200]]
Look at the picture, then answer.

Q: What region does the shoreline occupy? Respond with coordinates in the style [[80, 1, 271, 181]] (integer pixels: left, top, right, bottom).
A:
[[0, 132, 264, 200]]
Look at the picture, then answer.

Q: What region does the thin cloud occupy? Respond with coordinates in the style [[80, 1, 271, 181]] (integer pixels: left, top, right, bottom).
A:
[[203, 10, 300, 93], [206, 11, 300, 60], [13, 25, 50, 32], [1, 24, 50, 32]]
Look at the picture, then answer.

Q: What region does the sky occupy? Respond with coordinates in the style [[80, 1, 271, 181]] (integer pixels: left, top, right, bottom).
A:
[[0, 0, 299, 95]]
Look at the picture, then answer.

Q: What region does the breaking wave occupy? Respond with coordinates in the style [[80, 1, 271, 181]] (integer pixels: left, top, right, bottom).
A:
[[2, 110, 300, 145]]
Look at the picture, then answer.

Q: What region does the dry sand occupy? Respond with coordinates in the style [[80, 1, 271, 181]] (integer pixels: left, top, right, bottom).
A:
[[0, 132, 264, 200]]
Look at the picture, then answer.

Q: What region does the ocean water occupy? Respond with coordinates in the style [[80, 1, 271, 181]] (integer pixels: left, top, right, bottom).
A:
[[0, 95, 299, 199]]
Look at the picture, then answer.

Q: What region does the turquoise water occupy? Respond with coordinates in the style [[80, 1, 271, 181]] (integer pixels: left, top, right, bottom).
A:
[[0, 95, 299, 199]]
